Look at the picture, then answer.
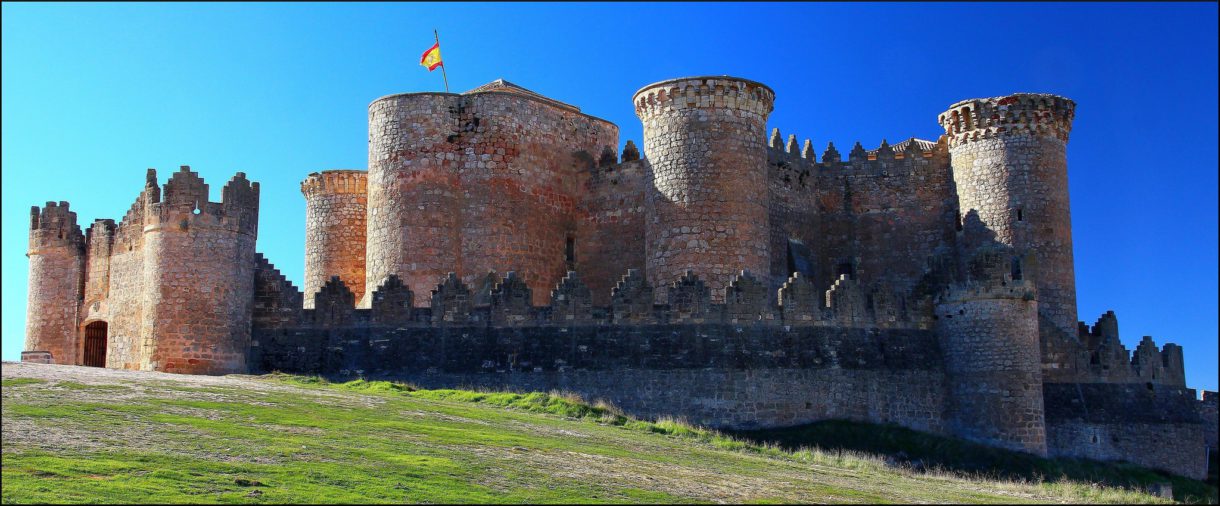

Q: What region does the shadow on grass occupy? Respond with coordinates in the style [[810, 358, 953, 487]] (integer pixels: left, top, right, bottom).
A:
[[728, 420, 1217, 504]]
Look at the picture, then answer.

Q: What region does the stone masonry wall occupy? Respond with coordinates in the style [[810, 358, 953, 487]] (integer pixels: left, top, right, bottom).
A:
[[366, 90, 618, 307], [765, 137, 959, 298], [578, 154, 649, 305], [97, 183, 156, 370], [634, 77, 775, 304], [254, 321, 946, 432], [941, 95, 1078, 336], [1199, 390, 1218, 456], [24, 202, 85, 365], [1044, 382, 1207, 479], [302, 170, 367, 307]]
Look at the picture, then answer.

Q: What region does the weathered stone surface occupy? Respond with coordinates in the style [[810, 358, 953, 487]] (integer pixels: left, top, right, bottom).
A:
[[302, 170, 367, 307], [21, 78, 1208, 481]]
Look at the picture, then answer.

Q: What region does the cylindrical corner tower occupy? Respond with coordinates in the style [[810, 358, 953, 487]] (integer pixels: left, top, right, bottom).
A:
[[935, 247, 1047, 455], [24, 201, 85, 365], [302, 170, 367, 308], [633, 76, 775, 302], [939, 94, 1077, 335]]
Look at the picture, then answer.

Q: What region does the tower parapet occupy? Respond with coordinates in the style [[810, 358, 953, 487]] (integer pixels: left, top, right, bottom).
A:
[[302, 170, 368, 308], [940, 94, 1078, 336], [634, 76, 775, 303], [939, 94, 1074, 147], [23, 201, 86, 365]]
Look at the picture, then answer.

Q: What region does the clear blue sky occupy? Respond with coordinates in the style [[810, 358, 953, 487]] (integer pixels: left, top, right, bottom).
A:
[[3, 2, 1216, 392]]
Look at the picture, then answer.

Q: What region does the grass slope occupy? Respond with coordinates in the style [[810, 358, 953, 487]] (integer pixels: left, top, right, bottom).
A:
[[0, 363, 1210, 504]]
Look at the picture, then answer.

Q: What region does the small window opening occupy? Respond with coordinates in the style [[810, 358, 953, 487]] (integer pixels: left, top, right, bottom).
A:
[[565, 236, 576, 271], [1145, 382, 1154, 391], [1091, 434, 1099, 444], [1011, 257, 1023, 281], [1016, 208, 1023, 222]]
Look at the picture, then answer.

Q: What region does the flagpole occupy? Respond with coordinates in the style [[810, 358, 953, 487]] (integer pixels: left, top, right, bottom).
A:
[[435, 29, 450, 93]]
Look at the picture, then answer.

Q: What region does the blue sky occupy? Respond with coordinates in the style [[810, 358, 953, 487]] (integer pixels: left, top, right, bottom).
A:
[[2, 2, 1216, 392]]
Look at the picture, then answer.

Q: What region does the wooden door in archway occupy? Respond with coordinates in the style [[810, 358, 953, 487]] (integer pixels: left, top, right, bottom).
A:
[[83, 322, 107, 368]]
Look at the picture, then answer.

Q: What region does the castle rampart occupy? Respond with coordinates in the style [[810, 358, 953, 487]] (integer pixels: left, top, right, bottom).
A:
[[634, 77, 775, 304], [302, 170, 367, 307], [1044, 382, 1207, 479]]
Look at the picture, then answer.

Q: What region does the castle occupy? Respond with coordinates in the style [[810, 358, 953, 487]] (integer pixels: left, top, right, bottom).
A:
[[22, 76, 1217, 479]]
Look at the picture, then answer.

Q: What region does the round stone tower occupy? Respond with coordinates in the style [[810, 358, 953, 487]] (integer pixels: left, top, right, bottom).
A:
[[939, 94, 1077, 335], [23, 201, 85, 365], [366, 83, 617, 306], [141, 167, 259, 375], [301, 170, 367, 308], [366, 93, 462, 307], [633, 76, 775, 302], [935, 246, 1047, 456]]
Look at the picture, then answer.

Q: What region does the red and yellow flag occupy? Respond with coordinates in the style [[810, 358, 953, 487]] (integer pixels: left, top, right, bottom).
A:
[[420, 43, 443, 71]]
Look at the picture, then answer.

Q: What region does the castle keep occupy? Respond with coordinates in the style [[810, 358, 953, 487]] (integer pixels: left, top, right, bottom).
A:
[[22, 76, 1216, 479]]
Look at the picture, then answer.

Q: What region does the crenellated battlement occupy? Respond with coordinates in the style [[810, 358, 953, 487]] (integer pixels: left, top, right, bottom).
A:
[[256, 266, 932, 331], [632, 76, 775, 120], [766, 134, 948, 179], [144, 166, 260, 236], [28, 201, 85, 253], [938, 93, 1075, 147], [301, 170, 368, 197]]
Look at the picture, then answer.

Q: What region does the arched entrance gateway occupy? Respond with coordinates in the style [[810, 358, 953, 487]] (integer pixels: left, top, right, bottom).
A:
[[82, 321, 107, 368]]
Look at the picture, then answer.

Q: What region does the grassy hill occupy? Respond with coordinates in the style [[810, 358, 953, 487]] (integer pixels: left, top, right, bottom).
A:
[[1, 362, 1213, 504]]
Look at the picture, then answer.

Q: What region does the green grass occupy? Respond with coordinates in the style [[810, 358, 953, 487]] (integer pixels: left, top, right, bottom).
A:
[[2, 369, 1210, 504], [731, 420, 1218, 504]]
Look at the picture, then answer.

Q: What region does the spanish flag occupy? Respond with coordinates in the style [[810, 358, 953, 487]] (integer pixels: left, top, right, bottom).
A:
[[420, 42, 443, 71]]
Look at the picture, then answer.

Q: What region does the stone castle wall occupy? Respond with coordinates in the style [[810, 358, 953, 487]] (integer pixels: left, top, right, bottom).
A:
[[96, 184, 155, 369], [634, 77, 775, 303], [366, 90, 619, 308], [1044, 382, 1208, 480], [576, 152, 649, 305], [302, 170, 367, 307], [252, 306, 947, 432], [765, 137, 959, 298]]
